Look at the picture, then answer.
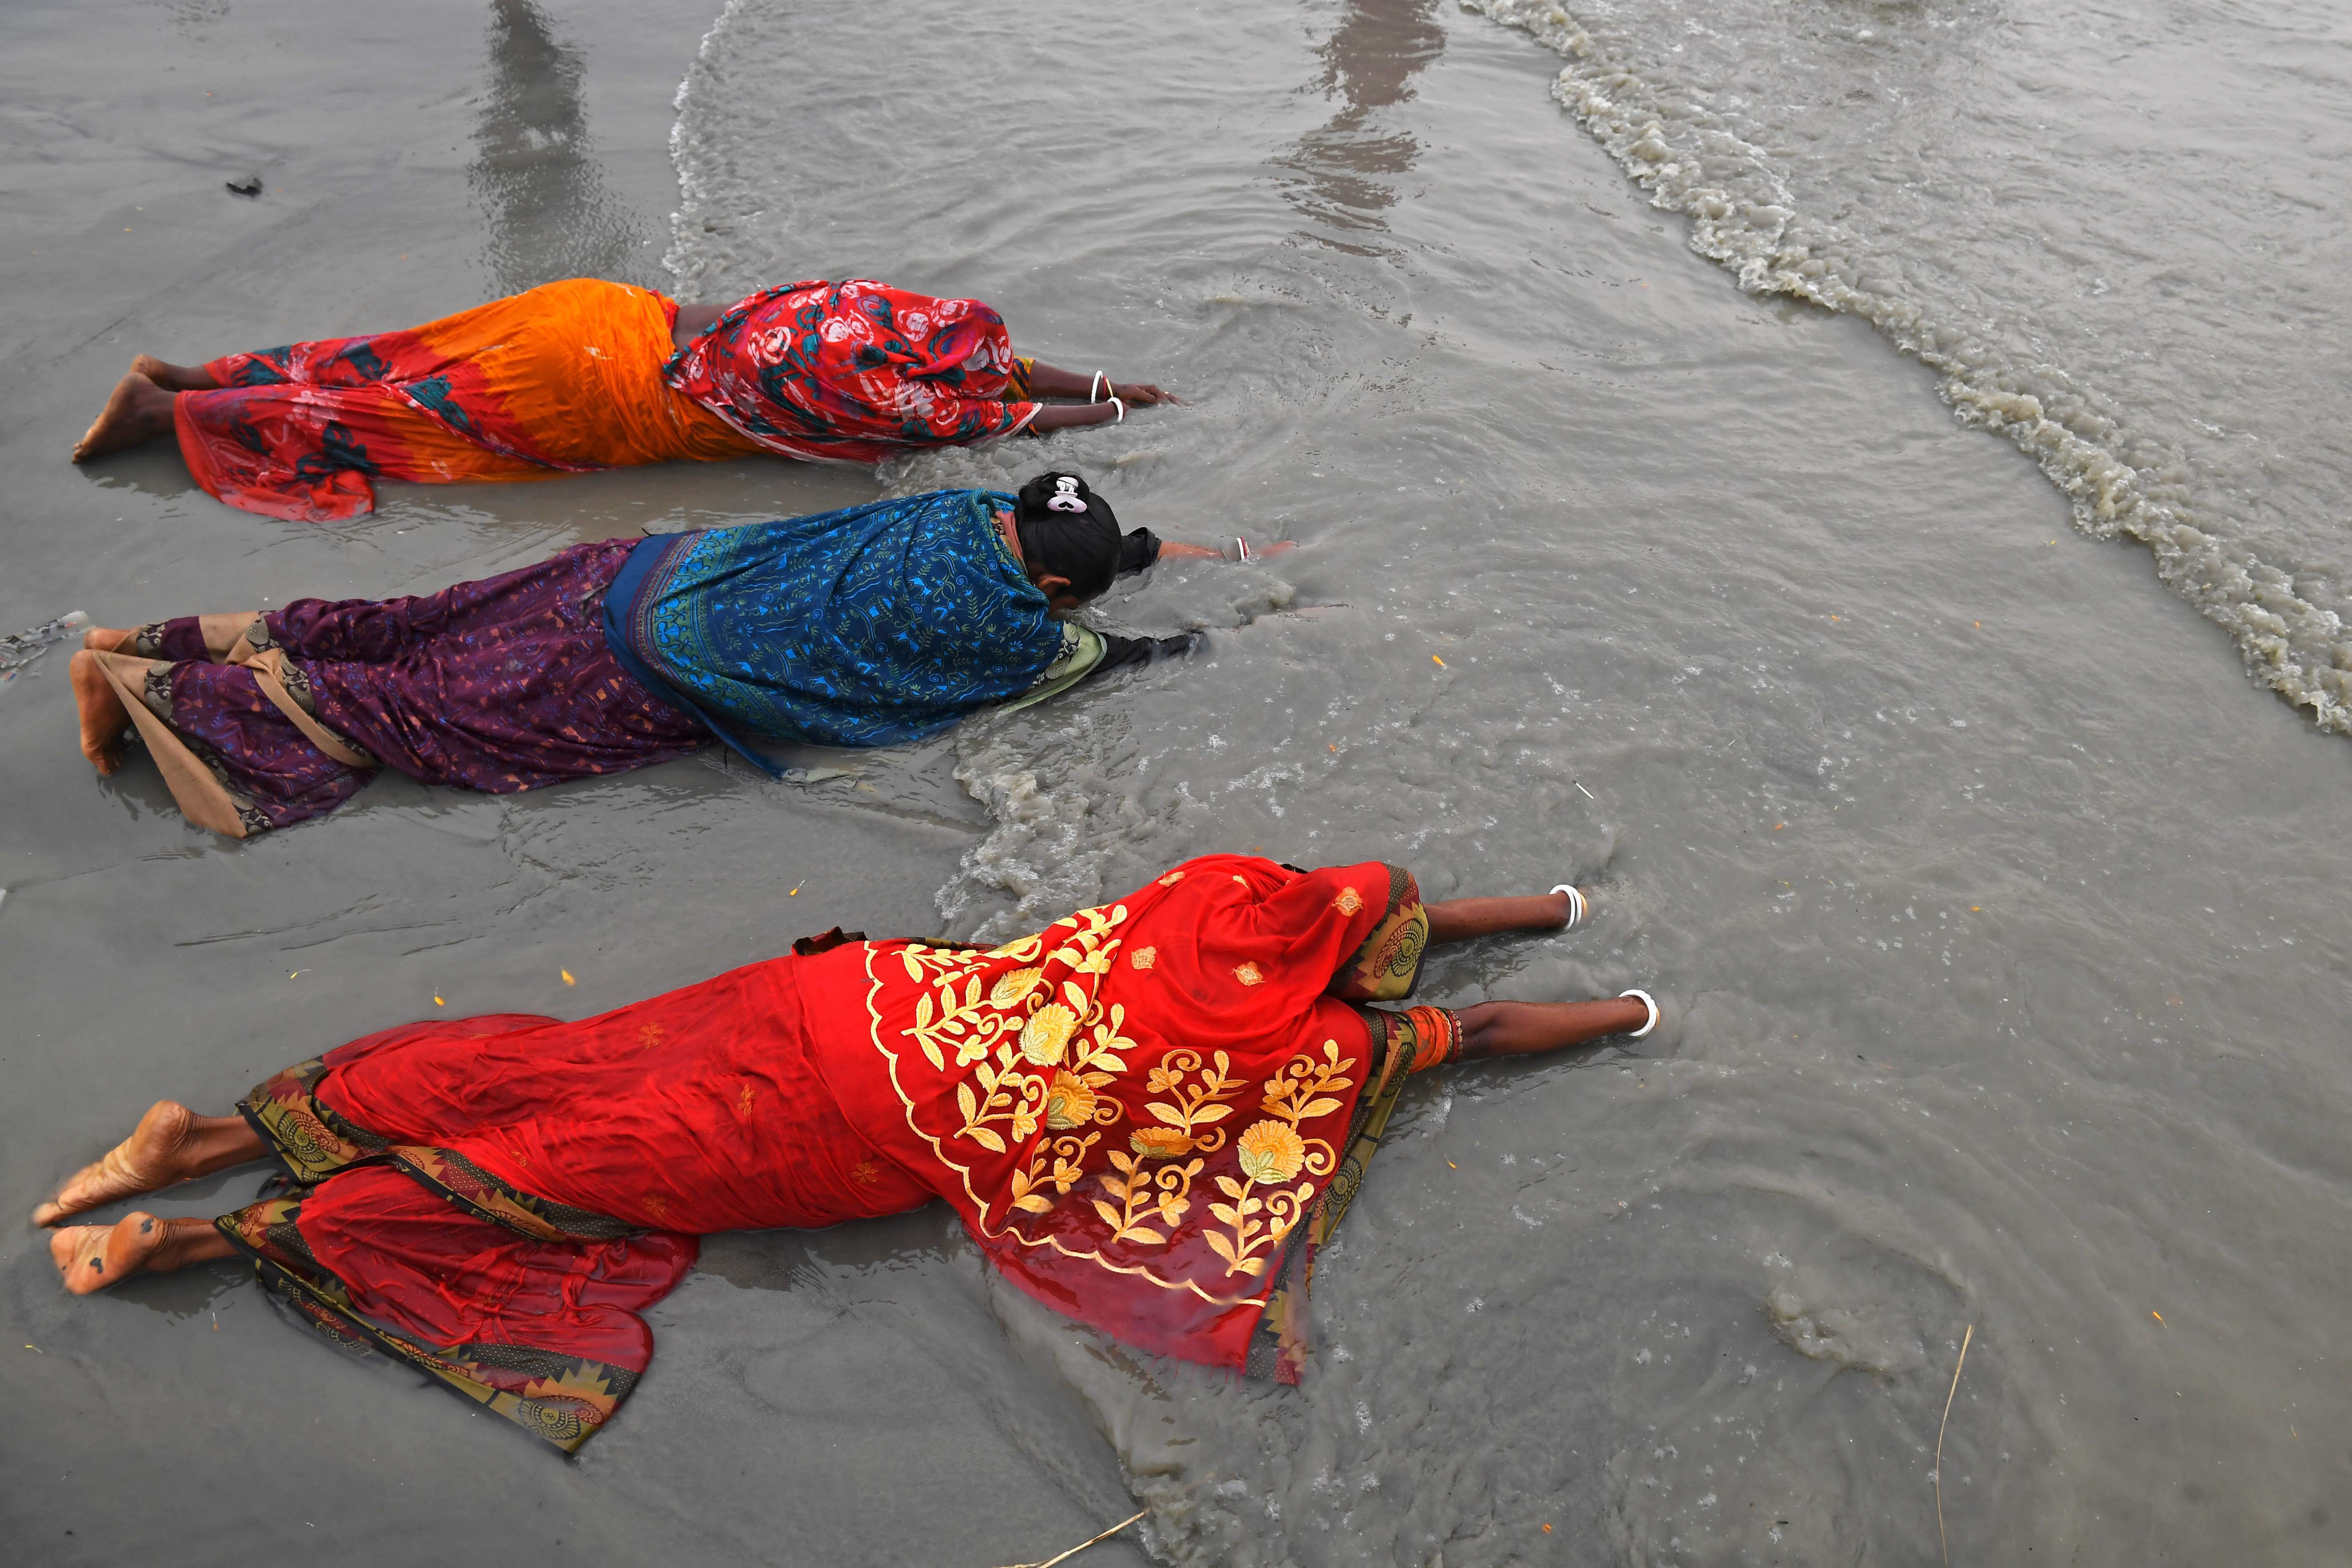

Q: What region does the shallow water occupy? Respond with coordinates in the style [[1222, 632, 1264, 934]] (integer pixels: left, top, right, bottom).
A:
[[5, 0, 2350, 1564]]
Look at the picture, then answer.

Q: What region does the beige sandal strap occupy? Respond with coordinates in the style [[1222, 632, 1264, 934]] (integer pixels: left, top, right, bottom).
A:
[[236, 647, 375, 768], [198, 612, 265, 660]]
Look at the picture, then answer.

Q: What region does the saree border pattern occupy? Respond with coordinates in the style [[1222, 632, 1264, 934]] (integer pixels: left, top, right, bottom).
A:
[[1247, 1002, 1460, 1382], [1331, 863, 1427, 1002], [240, 1060, 648, 1244], [213, 1189, 640, 1454]]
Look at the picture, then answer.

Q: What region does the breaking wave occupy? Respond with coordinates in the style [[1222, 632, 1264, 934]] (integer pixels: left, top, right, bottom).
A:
[[1468, 0, 2352, 735]]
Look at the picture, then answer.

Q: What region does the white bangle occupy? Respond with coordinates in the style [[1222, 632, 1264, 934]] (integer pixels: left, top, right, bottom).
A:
[[1549, 883, 1587, 930], [1108, 396, 1124, 425], [1089, 371, 1109, 404], [1618, 989, 1659, 1039]]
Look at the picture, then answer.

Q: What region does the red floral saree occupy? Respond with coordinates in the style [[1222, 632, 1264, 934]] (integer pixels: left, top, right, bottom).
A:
[[661, 279, 1042, 464], [217, 855, 1457, 1449]]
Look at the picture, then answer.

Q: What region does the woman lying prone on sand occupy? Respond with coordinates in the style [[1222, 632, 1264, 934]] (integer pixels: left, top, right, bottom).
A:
[[70, 473, 1240, 837], [37, 855, 1657, 1450], [72, 276, 1174, 522]]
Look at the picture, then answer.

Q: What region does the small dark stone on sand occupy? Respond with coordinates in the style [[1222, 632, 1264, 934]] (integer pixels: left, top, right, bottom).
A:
[[225, 174, 262, 197]]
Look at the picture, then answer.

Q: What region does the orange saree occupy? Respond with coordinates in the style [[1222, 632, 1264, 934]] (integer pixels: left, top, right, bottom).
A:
[[174, 278, 762, 522]]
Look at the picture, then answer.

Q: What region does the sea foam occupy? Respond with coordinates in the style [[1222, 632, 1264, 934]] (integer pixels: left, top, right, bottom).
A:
[[1468, 0, 2352, 736]]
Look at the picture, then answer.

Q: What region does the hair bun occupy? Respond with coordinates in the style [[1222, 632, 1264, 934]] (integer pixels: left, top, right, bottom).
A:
[[1010, 472, 1123, 603], [1015, 471, 1118, 534]]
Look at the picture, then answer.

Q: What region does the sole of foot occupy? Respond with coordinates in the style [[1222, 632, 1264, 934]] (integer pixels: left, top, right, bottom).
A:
[[33, 1100, 195, 1226], [72, 371, 166, 462], [50, 1212, 171, 1295], [68, 649, 129, 776]]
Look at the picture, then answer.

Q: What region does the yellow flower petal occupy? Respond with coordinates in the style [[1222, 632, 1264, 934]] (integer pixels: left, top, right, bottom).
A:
[[1236, 1120, 1306, 1183], [990, 966, 1046, 1008], [1020, 1003, 1078, 1066]]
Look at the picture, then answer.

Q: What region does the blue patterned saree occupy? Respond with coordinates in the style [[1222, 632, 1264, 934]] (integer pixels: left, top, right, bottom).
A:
[[601, 489, 1100, 771]]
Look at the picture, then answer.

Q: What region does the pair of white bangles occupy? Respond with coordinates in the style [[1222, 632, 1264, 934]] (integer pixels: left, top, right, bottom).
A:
[[1551, 883, 1660, 1037], [1085, 370, 1125, 424]]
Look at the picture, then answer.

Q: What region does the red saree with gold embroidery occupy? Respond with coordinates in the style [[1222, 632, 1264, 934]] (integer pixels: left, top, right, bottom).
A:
[[218, 855, 1458, 1450]]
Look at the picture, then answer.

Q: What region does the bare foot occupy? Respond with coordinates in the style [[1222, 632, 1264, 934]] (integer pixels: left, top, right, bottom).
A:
[[72, 371, 176, 462], [129, 355, 220, 393], [80, 625, 138, 654], [70, 649, 130, 775], [32, 1099, 262, 1225], [50, 1213, 230, 1295]]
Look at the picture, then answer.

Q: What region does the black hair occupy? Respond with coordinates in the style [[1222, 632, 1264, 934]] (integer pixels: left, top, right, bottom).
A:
[[1013, 472, 1121, 603]]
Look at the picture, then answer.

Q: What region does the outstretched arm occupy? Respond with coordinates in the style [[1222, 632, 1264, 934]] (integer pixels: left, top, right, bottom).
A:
[[1023, 359, 1176, 406], [1426, 891, 1579, 943], [1456, 997, 1652, 1059], [1413, 886, 1657, 1055], [1028, 402, 1129, 433]]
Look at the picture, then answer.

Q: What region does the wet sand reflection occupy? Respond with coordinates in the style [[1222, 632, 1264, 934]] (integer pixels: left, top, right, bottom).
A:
[[1275, 0, 1446, 250], [473, 0, 650, 292]]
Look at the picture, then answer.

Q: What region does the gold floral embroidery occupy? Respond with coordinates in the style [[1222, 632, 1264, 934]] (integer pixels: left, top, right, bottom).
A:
[[1333, 886, 1363, 916], [1206, 1041, 1356, 1277], [1232, 875, 1249, 887], [1021, 1004, 1079, 1066], [1207, 1170, 1314, 1278], [1158, 871, 1185, 886], [1140, 1048, 1245, 1156], [637, 1024, 667, 1050], [1129, 1127, 1192, 1158], [734, 1082, 755, 1118], [1094, 1151, 1205, 1244], [1044, 1068, 1100, 1129], [1233, 961, 1264, 986], [850, 1157, 880, 1186], [901, 953, 1025, 1072], [1259, 1039, 1356, 1138], [865, 890, 1369, 1306], [1010, 1131, 1100, 1213], [1236, 1121, 1306, 1182], [1079, 1047, 1251, 1245], [890, 906, 1133, 1159], [991, 966, 1044, 1006]]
